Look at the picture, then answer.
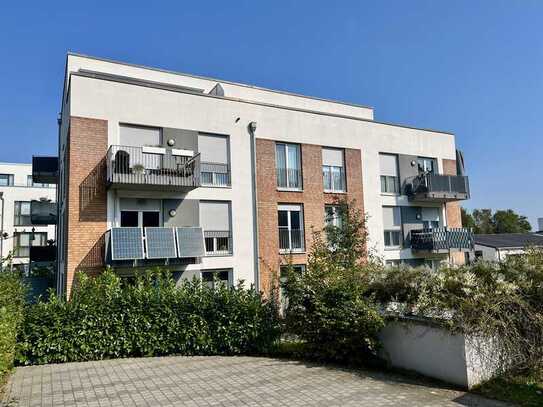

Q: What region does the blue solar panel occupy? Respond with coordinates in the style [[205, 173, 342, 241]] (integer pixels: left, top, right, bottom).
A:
[[111, 227, 144, 260], [145, 227, 177, 259], [176, 227, 205, 258]]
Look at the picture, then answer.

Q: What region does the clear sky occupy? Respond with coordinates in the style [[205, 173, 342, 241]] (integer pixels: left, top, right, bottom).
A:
[[1, 1, 541, 227]]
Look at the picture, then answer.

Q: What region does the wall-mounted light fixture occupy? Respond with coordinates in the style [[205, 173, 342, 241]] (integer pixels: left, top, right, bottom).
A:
[[167, 139, 175, 147], [169, 209, 177, 217], [411, 160, 417, 167]]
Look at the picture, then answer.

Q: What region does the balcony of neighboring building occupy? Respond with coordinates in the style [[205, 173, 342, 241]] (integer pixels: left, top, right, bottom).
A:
[[32, 156, 58, 184], [30, 200, 57, 225], [410, 227, 474, 253]]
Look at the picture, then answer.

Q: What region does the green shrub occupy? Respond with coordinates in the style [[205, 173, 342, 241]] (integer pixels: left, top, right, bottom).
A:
[[282, 199, 384, 363], [17, 269, 280, 365], [0, 270, 26, 380]]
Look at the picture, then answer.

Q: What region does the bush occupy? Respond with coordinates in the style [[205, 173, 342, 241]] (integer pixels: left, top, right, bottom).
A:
[[0, 270, 26, 380], [368, 250, 543, 373], [282, 199, 384, 363], [17, 269, 280, 365]]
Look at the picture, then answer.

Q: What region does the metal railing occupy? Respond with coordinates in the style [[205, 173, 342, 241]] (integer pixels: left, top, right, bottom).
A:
[[276, 168, 302, 189], [204, 230, 232, 256], [279, 229, 305, 252], [106, 145, 201, 188], [411, 227, 474, 252], [201, 162, 231, 187], [407, 173, 470, 198]]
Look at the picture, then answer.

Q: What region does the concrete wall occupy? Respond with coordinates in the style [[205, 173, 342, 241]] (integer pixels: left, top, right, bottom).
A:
[[379, 319, 502, 389], [0, 163, 56, 267]]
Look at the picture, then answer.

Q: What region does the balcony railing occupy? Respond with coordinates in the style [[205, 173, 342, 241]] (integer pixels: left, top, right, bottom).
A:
[[279, 229, 305, 253], [30, 200, 57, 225], [204, 230, 232, 256], [405, 173, 470, 202], [106, 145, 200, 189], [32, 156, 58, 184], [201, 162, 231, 187], [411, 227, 474, 253]]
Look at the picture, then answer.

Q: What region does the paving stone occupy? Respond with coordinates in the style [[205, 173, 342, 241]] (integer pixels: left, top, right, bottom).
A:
[[2, 356, 510, 406]]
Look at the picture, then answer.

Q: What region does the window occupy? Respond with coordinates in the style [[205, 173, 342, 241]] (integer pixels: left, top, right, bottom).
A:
[[276, 143, 302, 190], [201, 270, 231, 289], [200, 201, 232, 256], [14, 201, 32, 226], [379, 154, 399, 194], [278, 204, 304, 252], [27, 175, 49, 188], [421, 207, 441, 229], [383, 206, 402, 249], [279, 264, 305, 314], [0, 174, 14, 186], [199, 134, 230, 187], [13, 232, 47, 258], [417, 157, 436, 174], [120, 211, 160, 228], [324, 205, 342, 229], [119, 124, 162, 147], [322, 148, 345, 192]]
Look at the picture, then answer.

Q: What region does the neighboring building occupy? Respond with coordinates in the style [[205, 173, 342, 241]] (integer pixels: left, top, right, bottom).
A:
[[471, 234, 543, 262], [537, 218, 543, 234], [0, 163, 56, 272], [47, 53, 472, 297]]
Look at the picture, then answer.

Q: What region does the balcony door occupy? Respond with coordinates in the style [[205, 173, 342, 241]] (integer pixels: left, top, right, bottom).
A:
[[120, 211, 160, 228], [278, 204, 304, 252]]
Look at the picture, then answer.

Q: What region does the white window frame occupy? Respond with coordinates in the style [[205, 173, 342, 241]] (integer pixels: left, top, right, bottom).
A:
[[379, 153, 399, 195], [275, 143, 302, 191], [201, 269, 233, 289], [383, 206, 402, 250], [324, 205, 342, 228], [278, 204, 305, 253]]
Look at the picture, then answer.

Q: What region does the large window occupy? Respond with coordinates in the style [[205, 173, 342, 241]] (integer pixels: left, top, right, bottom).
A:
[[199, 133, 230, 187], [322, 148, 345, 192], [379, 154, 399, 194], [417, 157, 437, 174], [276, 143, 302, 190], [14, 201, 32, 226], [13, 232, 47, 258], [200, 201, 232, 256], [201, 270, 232, 289], [383, 206, 402, 249], [421, 207, 441, 229], [278, 204, 304, 252], [0, 174, 14, 186]]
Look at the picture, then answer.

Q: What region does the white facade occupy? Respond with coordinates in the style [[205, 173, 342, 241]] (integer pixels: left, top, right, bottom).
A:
[[0, 163, 56, 270], [57, 53, 467, 291]]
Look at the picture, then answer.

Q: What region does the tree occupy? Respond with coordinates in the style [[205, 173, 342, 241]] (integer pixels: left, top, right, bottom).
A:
[[461, 208, 532, 234]]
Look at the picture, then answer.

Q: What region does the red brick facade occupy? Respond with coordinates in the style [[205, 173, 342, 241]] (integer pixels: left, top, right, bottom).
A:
[[65, 116, 108, 297], [443, 158, 465, 265], [255, 139, 364, 293]]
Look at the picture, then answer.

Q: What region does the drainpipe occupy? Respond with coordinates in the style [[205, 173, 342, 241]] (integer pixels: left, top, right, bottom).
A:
[[248, 121, 260, 292]]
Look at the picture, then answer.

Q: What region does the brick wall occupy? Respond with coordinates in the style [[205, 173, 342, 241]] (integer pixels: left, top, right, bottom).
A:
[[256, 139, 364, 293], [65, 116, 108, 297], [442, 158, 465, 265]]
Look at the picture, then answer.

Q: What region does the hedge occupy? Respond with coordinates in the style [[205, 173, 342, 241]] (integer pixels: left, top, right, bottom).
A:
[[17, 269, 280, 365], [0, 271, 26, 380]]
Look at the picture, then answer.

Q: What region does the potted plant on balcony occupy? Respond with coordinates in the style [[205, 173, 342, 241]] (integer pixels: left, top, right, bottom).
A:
[[132, 163, 145, 175]]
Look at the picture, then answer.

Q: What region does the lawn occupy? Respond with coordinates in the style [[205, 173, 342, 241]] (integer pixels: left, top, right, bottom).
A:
[[475, 370, 543, 407]]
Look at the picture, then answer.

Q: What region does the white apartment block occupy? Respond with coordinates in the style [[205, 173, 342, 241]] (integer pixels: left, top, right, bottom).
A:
[[0, 163, 56, 272], [45, 53, 471, 297]]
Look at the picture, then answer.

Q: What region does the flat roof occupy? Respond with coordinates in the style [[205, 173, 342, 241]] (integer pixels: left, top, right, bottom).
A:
[[474, 233, 543, 249]]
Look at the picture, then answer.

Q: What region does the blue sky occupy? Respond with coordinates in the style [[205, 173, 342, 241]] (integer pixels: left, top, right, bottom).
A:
[[1, 1, 541, 227]]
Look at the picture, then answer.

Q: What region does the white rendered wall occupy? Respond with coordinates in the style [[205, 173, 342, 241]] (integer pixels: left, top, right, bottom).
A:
[[0, 163, 56, 265]]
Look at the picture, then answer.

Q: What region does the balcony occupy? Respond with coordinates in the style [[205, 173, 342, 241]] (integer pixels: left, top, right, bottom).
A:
[[106, 145, 201, 190], [106, 226, 205, 266], [29, 245, 57, 263], [30, 200, 57, 225], [32, 156, 58, 184], [405, 173, 470, 202], [411, 227, 474, 253]]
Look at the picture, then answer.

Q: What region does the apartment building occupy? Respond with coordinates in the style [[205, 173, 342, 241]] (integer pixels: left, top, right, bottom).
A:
[[43, 53, 472, 297], [0, 163, 56, 272]]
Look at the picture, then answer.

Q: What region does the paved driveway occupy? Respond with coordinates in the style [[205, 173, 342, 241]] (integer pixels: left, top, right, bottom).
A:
[[2, 356, 509, 406]]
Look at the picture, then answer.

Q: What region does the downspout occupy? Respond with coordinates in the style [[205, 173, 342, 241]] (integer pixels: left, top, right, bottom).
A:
[[0, 193, 4, 262], [248, 122, 260, 292]]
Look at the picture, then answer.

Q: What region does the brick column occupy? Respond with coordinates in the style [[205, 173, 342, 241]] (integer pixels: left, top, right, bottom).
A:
[[443, 158, 465, 265], [255, 139, 364, 293], [65, 116, 108, 297]]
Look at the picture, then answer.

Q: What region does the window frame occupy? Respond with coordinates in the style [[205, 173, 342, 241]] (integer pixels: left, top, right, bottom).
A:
[[275, 142, 302, 191], [278, 204, 305, 253], [13, 232, 47, 258], [201, 269, 232, 289], [14, 201, 32, 226], [382, 206, 402, 250], [0, 174, 14, 186]]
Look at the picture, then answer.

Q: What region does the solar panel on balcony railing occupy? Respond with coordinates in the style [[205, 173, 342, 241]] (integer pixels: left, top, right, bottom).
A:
[[176, 227, 205, 258], [145, 227, 177, 259], [111, 227, 144, 261]]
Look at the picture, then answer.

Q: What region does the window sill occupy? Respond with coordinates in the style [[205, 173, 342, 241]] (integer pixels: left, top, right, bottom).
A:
[[200, 184, 232, 189], [380, 192, 400, 197], [279, 250, 306, 255], [324, 190, 346, 194], [205, 253, 233, 257], [384, 247, 402, 251], [277, 188, 303, 193]]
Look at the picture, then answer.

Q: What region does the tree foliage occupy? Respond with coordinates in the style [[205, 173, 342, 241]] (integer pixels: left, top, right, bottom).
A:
[[281, 199, 384, 363], [462, 208, 532, 234]]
